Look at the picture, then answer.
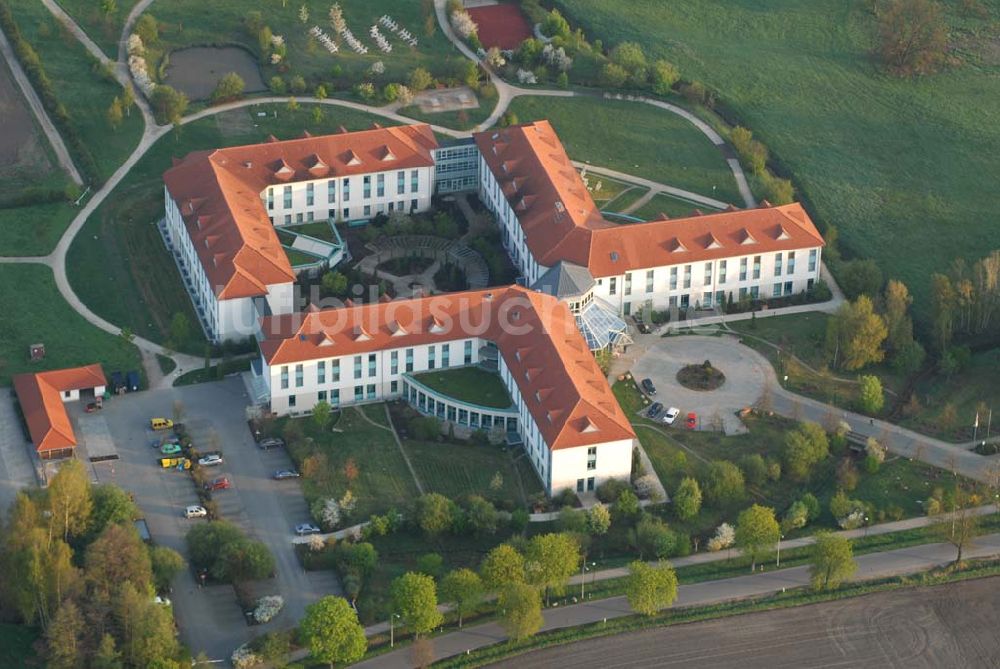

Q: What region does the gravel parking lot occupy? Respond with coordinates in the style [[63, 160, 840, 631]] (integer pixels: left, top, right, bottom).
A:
[[96, 376, 341, 660], [0, 394, 36, 512]]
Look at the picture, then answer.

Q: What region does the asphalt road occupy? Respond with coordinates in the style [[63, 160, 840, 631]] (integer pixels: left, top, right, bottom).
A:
[[493, 576, 1000, 668], [96, 377, 340, 661]]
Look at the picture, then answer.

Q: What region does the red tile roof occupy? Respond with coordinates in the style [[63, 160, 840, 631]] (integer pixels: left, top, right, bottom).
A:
[[164, 124, 439, 299], [259, 286, 635, 450], [12, 365, 106, 454], [474, 121, 824, 278]]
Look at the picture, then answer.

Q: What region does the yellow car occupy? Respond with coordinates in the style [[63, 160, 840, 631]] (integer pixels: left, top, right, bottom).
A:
[[150, 418, 174, 431]]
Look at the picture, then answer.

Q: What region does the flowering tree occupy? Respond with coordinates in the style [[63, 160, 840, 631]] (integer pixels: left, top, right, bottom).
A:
[[450, 10, 478, 40], [329, 4, 346, 34], [298, 5, 309, 23], [706, 522, 735, 551]]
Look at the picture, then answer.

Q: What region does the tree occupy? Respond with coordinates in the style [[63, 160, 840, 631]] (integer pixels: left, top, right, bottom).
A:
[[467, 496, 499, 535], [215, 538, 275, 583], [541, 8, 571, 39], [300, 596, 367, 667], [101, 0, 117, 16], [107, 96, 124, 129], [211, 72, 246, 103], [810, 533, 857, 590], [496, 583, 542, 640], [135, 14, 159, 44], [169, 312, 190, 348], [633, 515, 677, 559], [85, 524, 153, 597], [625, 560, 678, 615], [615, 488, 641, 517], [115, 583, 180, 667], [556, 507, 587, 534], [150, 86, 188, 125], [480, 543, 524, 592], [600, 62, 628, 88], [937, 490, 979, 564], [91, 633, 123, 669], [735, 505, 780, 571], [877, 0, 948, 75], [883, 280, 915, 352], [414, 493, 454, 537], [186, 521, 243, 572], [312, 400, 332, 429], [782, 421, 830, 481], [702, 460, 746, 506], [439, 568, 483, 627], [88, 483, 138, 539], [858, 375, 885, 414], [826, 296, 888, 370], [838, 259, 883, 300], [739, 454, 768, 487], [651, 59, 680, 95], [321, 270, 349, 296], [409, 67, 433, 91], [286, 96, 299, 112], [150, 545, 185, 592], [269, 76, 286, 94], [121, 84, 135, 117], [524, 533, 580, 604], [391, 572, 443, 636], [45, 599, 84, 669], [611, 41, 648, 84], [47, 458, 92, 542], [673, 477, 702, 520], [586, 502, 612, 535]]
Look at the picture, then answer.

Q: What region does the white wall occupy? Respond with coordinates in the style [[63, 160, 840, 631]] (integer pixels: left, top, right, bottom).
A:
[[478, 155, 547, 285], [549, 438, 634, 496]]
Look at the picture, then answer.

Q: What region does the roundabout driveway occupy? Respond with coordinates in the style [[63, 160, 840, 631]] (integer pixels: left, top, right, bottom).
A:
[[631, 335, 774, 434]]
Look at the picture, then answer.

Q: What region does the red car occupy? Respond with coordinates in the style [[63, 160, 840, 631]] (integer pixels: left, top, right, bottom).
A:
[[85, 402, 102, 413], [204, 477, 231, 491], [685, 412, 698, 430]]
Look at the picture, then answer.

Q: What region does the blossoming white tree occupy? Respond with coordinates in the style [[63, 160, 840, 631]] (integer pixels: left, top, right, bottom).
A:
[[450, 10, 478, 40], [707, 522, 735, 551]]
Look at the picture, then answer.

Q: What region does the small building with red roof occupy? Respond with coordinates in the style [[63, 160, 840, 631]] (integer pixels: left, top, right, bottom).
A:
[[12, 365, 106, 460]]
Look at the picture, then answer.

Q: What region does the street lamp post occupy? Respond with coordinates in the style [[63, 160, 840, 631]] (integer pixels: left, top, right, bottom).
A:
[[776, 534, 784, 567], [864, 516, 870, 538], [389, 613, 400, 647], [580, 561, 596, 599]]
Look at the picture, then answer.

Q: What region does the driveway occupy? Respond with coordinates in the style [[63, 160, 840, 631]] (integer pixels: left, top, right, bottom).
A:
[[0, 393, 37, 511], [97, 377, 341, 661], [631, 336, 770, 434]]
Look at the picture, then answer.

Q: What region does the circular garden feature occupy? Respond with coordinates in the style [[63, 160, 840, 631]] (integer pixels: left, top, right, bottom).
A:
[[676, 360, 726, 391]]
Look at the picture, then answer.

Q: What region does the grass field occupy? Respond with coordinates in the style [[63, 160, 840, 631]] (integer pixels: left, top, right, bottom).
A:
[[904, 348, 1000, 443], [600, 185, 649, 215], [411, 367, 513, 409], [0, 201, 77, 258], [0, 624, 38, 668], [404, 439, 543, 504], [0, 264, 141, 385], [67, 103, 392, 352], [54, 0, 140, 57], [507, 95, 745, 205], [7, 1, 143, 183], [553, 0, 1000, 323], [283, 406, 420, 520], [140, 0, 461, 93], [633, 192, 720, 220]]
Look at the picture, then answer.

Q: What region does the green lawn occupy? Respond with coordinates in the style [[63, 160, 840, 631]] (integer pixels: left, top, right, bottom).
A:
[[580, 171, 632, 205], [600, 186, 649, 215], [903, 348, 1000, 443], [7, 1, 143, 184], [0, 201, 77, 257], [67, 104, 393, 353], [173, 358, 251, 386], [54, 0, 140, 57], [284, 246, 322, 267], [404, 439, 543, 504], [507, 95, 745, 205], [0, 264, 141, 385], [411, 367, 513, 409], [633, 192, 719, 220], [141, 0, 461, 92], [553, 0, 1000, 323], [287, 220, 337, 242], [282, 406, 420, 520], [0, 624, 39, 669]]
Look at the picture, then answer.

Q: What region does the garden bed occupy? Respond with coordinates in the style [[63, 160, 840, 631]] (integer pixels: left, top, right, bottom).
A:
[[163, 46, 266, 100], [676, 360, 726, 391]]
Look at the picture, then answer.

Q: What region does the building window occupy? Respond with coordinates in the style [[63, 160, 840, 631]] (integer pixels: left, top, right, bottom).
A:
[[609, 277, 617, 295], [306, 183, 314, 206], [577, 478, 585, 493], [331, 389, 340, 406], [624, 272, 632, 296], [809, 249, 818, 272], [266, 188, 274, 210], [719, 260, 727, 284], [283, 185, 292, 209], [363, 205, 371, 217], [332, 360, 340, 382], [296, 212, 304, 223], [669, 267, 678, 290], [390, 380, 398, 394], [750, 285, 760, 299], [683, 265, 692, 289], [397, 170, 405, 195], [739, 287, 748, 299], [774, 253, 783, 275], [646, 270, 654, 293], [354, 355, 362, 380], [342, 207, 350, 220], [318, 390, 327, 402], [428, 345, 436, 370], [328, 180, 336, 203], [464, 340, 473, 364], [441, 344, 450, 368], [363, 176, 371, 199], [390, 351, 398, 375], [280, 365, 288, 390], [410, 169, 419, 193], [354, 385, 364, 402], [773, 283, 782, 297], [376, 174, 385, 197], [623, 301, 631, 316], [680, 294, 690, 308], [787, 251, 796, 274], [366, 384, 376, 399], [288, 395, 296, 408], [368, 353, 377, 377], [704, 262, 713, 285], [587, 477, 595, 491], [784, 281, 793, 296], [703, 291, 713, 308], [740, 258, 748, 281], [294, 364, 303, 388], [405, 348, 414, 372], [410, 198, 418, 211], [808, 278, 815, 291], [753, 255, 761, 279], [317, 360, 326, 385], [284, 214, 291, 225], [306, 211, 314, 222], [343, 178, 351, 202]]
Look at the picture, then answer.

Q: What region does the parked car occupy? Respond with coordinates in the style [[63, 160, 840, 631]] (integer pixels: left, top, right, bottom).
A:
[[662, 407, 681, 425], [126, 370, 140, 392], [648, 402, 664, 419], [198, 454, 223, 467], [641, 378, 656, 395], [184, 505, 207, 519], [273, 469, 300, 480], [84, 402, 102, 413], [153, 595, 172, 606], [295, 523, 321, 536], [150, 418, 174, 431], [258, 437, 285, 450], [686, 412, 698, 430], [160, 443, 182, 456], [204, 477, 231, 491]]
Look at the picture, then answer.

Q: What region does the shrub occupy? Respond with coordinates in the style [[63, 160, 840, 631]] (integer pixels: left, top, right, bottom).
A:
[[633, 515, 676, 559], [702, 460, 746, 505], [858, 375, 885, 414], [801, 493, 821, 521], [211, 72, 245, 103], [416, 553, 444, 578], [739, 454, 767, 487], [557, 507, 587, 533], [596, 478, 628, 503], [616, 489, 641, 517], [586, 503, 612, 535], [409, 67, 433, 91], [782, 500, 809, 531], [651, 59, 680, 95], [633, 474, 661, 501], [409, 416, 440, 440], [672, 477, 702, 521], [706, 522, 735, 552]]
